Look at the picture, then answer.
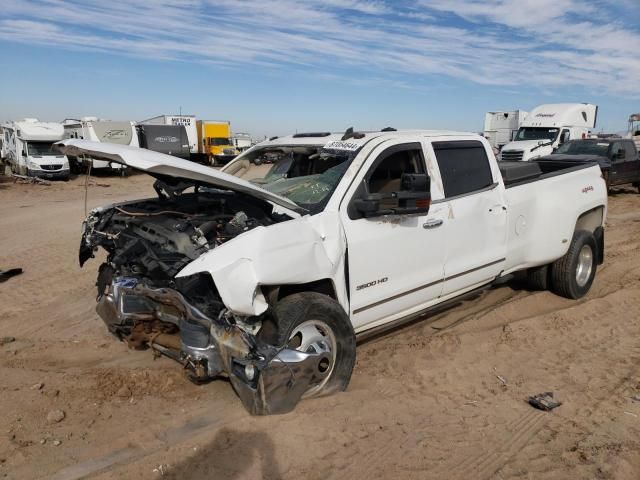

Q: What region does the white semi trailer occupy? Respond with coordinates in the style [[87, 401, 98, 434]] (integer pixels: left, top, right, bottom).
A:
[[233, 132, 253, 151], [500, 103, 598, 162], [483, 110, 528, 151], [1, 119, 70, 180]]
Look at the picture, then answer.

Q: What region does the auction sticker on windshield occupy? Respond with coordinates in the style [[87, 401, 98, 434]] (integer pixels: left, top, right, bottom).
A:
[[324, 140, 362, 151]]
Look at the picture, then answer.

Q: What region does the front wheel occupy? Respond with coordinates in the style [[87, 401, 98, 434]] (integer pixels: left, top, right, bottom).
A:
[[551, 230, 597, 299], [260, 292, 356, 399]]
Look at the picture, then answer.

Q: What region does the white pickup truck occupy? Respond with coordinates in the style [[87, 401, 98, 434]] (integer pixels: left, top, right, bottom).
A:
[[57, 129, 607, 415]]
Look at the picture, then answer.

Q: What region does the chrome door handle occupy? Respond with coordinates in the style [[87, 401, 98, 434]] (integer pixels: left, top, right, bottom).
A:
[[423, 219, 443, 229]]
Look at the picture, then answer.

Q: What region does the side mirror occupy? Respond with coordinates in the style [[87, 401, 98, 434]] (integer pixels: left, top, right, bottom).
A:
[[616, 148, 625, 159], [22, 149, 27, 157], [354, 173, 431, 218]]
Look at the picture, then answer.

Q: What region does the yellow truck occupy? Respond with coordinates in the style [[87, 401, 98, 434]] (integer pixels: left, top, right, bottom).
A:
[[197, 120, 238, 166]]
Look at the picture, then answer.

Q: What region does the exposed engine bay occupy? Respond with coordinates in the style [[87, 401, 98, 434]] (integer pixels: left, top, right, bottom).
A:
[[81, 178, 281, 283], [81, 178, 333, 415]]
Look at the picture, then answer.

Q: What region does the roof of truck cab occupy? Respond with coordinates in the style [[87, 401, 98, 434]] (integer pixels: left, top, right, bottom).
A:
[[255, 130, 480, 149]]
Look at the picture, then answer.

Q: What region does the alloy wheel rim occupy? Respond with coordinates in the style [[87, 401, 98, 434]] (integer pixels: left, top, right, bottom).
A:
[[575, 244, 593, 288]]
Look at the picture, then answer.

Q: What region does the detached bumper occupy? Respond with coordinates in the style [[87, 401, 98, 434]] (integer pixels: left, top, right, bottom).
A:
[[96, 277, 330, 415]]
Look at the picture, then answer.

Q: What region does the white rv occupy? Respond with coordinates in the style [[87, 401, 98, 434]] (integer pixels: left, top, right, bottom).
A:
[[140, 115, 198, 154], [483, 110, 528, 151], [1, 119, 70, 179], [62, 118, 138, 172], [500, 103, 598, 162]]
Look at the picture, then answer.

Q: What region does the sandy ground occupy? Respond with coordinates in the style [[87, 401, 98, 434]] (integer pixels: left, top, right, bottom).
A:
[[1, 171, 639, 480]]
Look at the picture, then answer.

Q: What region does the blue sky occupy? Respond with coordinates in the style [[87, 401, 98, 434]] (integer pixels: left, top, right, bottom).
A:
[[1, 0, 639, 137]]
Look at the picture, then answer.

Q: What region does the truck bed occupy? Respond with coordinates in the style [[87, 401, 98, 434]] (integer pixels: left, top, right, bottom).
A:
[[499, 160, 599, 188]]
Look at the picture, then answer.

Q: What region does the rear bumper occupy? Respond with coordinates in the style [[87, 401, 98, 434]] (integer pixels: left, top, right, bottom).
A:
[[96, 277, 330, 415]]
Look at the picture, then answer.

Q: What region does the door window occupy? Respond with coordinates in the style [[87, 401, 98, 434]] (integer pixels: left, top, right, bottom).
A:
[[366, 144, 425, 194], [611, 142, 625, 163], [348, 143, 426, 218], [623, 141, 636, 161], [432, 141, 494, 198]]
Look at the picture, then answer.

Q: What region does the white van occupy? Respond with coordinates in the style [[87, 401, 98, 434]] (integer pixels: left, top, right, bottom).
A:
[[500, 103, 598, 162], [1, 119, 70, 180]]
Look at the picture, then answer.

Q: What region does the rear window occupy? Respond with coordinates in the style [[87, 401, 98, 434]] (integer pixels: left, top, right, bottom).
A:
[[432, 141, 494, 197]]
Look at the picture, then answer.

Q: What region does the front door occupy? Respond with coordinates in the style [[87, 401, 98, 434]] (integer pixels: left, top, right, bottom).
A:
[[340, 139, 448, 332]]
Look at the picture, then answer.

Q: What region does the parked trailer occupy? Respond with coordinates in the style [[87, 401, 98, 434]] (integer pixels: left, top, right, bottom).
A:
[[139, 115, 198, 155], [197, 120, 238, 166], [483, 110, 528, 151], [500, 103, 598, 162], [233, 132, 253, 152], [1, 119, 70, 179], [136, 124, 190, 160], [62, 118, 137, 173]]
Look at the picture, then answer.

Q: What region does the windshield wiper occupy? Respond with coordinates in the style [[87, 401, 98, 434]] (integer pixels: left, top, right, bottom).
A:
[[531, 141, 554, 152]]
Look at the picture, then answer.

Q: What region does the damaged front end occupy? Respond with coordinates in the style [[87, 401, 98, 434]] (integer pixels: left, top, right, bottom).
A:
[[81, 179, 330, 415], [96, 275, 332, 415]]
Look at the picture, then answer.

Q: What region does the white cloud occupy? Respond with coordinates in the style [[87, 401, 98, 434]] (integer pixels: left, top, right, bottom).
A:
[[0, 0, 638, 96]]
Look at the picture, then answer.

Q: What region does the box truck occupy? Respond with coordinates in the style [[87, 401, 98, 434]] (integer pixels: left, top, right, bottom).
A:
[[62, 118, 137, 173], [197, 120, 238, 166], [139, 115, 198, 154], [500, 103, 598, 162], [1, 119, 70, 180], [483, 110, 528, 151], [136, 124, 190, 160]]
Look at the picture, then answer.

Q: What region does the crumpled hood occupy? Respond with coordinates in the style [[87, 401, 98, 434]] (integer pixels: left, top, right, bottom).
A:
[[54, 139, 305, 214]]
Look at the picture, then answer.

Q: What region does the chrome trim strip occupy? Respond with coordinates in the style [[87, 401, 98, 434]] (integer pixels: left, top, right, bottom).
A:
[[431, 182, 499, 204], [352, 257, 505, 315]]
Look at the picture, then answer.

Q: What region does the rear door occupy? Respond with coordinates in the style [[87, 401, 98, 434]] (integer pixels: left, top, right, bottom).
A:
[[609, 141, 626, 185], [340, 138, 448, 332], [623, 141, 640, 184], [428, 140, 508, 297]]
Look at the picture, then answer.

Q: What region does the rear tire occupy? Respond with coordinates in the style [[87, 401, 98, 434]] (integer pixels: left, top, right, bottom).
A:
[[551, 230, 597, 299], [527, 264, 549, 291], [260, 292, 356, 398]]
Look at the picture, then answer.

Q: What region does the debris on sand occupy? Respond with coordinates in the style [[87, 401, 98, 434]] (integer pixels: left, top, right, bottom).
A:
[[0, 268, 23, 283], [0, 336, 16, 346], [46, 409, 66, 424], [31, 383, 44, 391], [528, 392, 562, 411], [11, 174, 51, 185]]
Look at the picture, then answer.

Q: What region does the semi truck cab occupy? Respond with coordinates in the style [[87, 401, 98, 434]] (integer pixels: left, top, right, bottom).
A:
[[500, 103, 598, 162]]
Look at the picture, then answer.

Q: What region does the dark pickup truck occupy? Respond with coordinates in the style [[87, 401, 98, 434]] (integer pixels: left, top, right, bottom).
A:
[[537, 138, 640, 192]]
